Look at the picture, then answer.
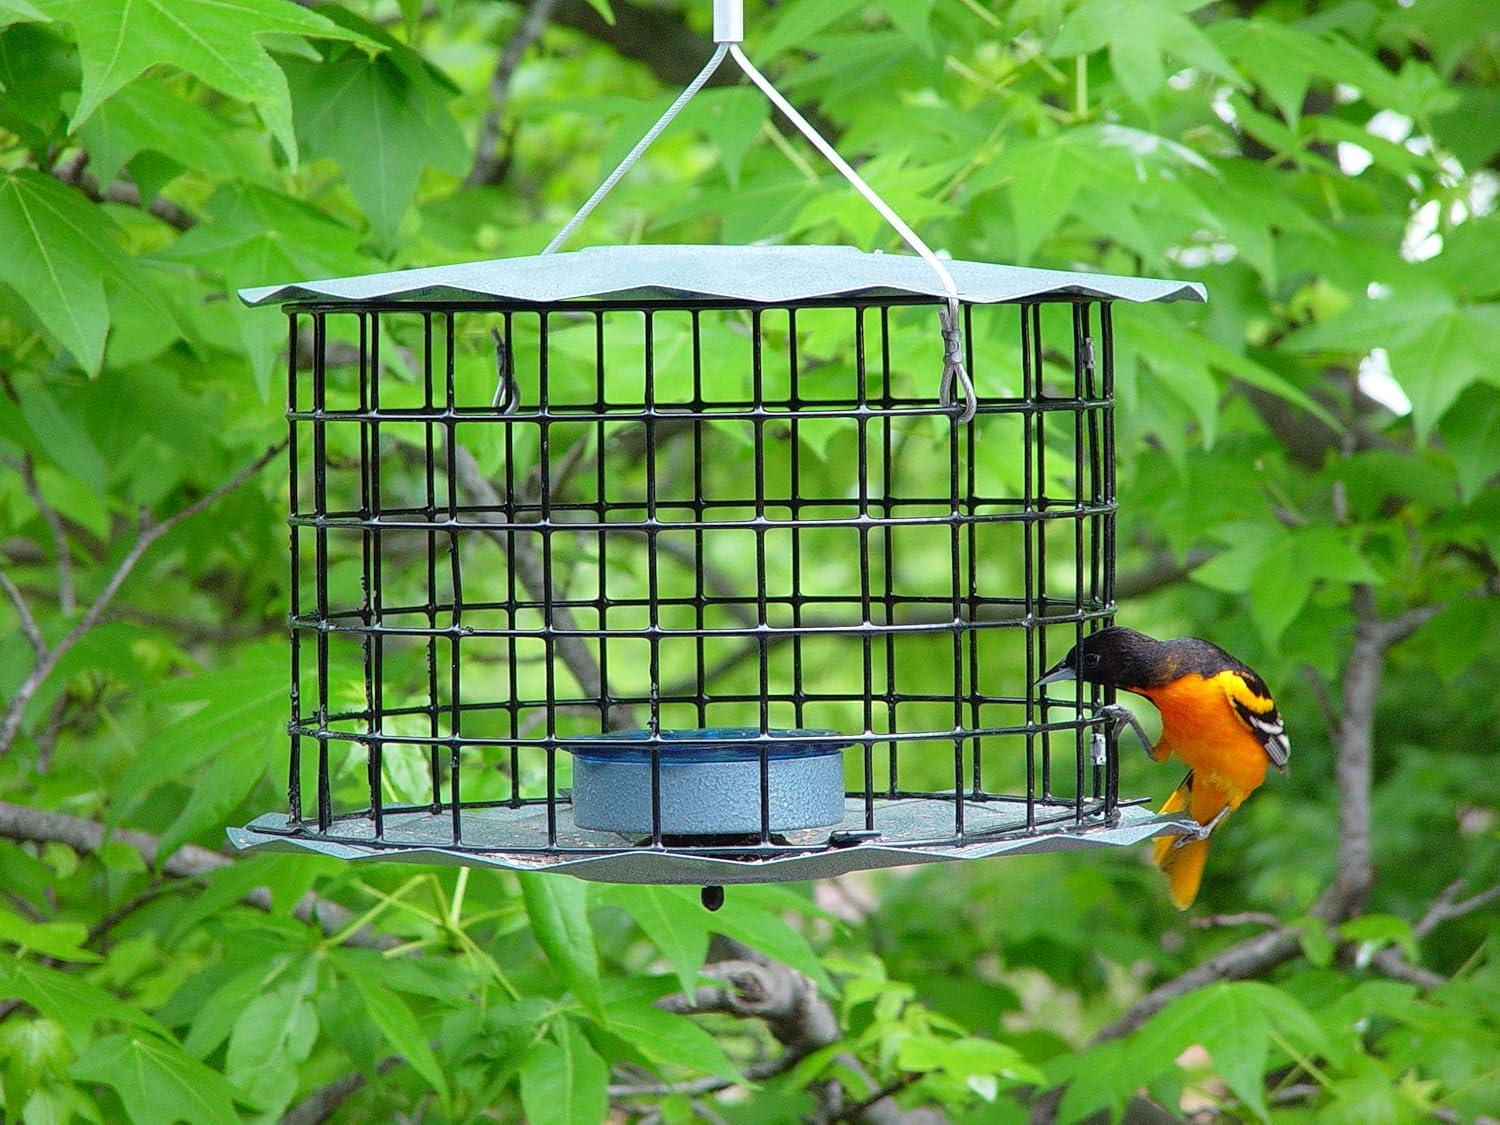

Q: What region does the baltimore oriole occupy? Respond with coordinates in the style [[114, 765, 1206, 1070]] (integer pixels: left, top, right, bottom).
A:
[[1037, 626, 1290, 909]]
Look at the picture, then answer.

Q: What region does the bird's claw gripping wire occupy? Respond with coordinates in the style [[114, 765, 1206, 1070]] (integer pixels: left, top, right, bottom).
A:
[[1099, 704, 1155, 760], [1171, 804, 1231, 850]]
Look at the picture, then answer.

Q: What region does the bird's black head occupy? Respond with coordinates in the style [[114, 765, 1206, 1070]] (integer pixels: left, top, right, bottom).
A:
[[1036, 626, 1170, 692]]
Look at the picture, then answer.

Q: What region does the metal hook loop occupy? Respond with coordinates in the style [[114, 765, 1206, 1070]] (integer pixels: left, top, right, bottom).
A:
[[490, 327, 519, 414], [938, 299, 977, 424]]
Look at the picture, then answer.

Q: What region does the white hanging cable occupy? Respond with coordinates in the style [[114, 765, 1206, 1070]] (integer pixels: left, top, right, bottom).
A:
[[542, 43, 731, 256], [727, 45, 975, 422], [533, 2, 976, 423]]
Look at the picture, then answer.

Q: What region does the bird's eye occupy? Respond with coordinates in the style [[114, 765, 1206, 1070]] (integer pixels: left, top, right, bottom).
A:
[[1084, 653, 1102, 669]]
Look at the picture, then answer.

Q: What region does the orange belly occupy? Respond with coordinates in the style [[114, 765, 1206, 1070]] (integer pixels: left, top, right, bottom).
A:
[[1138, 673, 1268, 807]]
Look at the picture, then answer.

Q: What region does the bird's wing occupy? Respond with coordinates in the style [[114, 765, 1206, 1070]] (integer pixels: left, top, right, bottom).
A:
[[1221, 671, 1291, 771]]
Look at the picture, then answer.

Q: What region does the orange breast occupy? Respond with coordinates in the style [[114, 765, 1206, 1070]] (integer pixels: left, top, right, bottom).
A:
[[1138, 673, 1268, 804]]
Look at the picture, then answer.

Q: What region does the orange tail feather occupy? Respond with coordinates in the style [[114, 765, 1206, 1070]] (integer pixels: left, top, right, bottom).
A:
[[1153, 773, 1216, 910]]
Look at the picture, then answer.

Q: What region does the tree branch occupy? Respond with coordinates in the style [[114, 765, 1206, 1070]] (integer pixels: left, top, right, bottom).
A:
[[551, 0, 730, 89], [1314, 583, 1385, 919], [1190, 911, 1280, 930], [281, 1057, 404, 1125], [18, 453, 74, 614], [467, 0, 559, 187], [1092, 927, 1306, 1043], [0, 569, 45, 658], [0, 443, 284, 756], [609, 1058, 791, 1100], [1415, 878, 1500, 940], [653, 942, 936, 1125], [451, 444, 638, 730], [51, 153, 195, 231], [1367, 947, 1446, 990], [0, 801, 396, 951]]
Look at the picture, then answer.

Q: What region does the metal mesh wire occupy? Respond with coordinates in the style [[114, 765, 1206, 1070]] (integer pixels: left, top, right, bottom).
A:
[[268, 295, 1124, 864]]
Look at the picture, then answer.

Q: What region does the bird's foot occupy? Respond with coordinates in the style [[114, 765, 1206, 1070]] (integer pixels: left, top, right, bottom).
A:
[[1099, 704, 1155, 760], [1171, 806, 1231, 849]]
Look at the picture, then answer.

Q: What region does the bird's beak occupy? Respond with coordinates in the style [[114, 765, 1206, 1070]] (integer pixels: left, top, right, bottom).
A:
[[1036, 665, 1077, 687]]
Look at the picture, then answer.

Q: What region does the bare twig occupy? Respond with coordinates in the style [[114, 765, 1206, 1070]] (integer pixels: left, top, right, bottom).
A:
[[1378, 602, 1445, 646], [1367, 948, 1446, 990], [1092, 927, 1306, 1043], [1190, 911, 1280, 930], [0, 443, 284, 755], [1415, 878, 1500, 940], [281, 1057, 404, 1125], [655, 944, 936, 1125], [1302, 665, 1339, 734], [1315, 583, 1384, 919], [51, 153, 195, 231], [451, 445, 638, 729], [0, 801, 396, 951], [18, 454, 74, 614], [0, 570, 45, 657], [608, 1058, 790, 1099], [467, 0, 559, 187]]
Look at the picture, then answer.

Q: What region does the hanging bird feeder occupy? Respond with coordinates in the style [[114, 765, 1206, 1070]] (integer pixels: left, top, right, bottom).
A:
[[228, 1, 1204, 893]]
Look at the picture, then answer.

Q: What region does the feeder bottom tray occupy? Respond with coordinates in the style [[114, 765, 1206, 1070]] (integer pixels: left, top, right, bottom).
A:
[[229, 800, 1191, 884], [566, 728, 847, 837]]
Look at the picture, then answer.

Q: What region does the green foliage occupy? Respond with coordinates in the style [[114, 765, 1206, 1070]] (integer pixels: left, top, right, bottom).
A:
[[1, 0, 1497, 1121]]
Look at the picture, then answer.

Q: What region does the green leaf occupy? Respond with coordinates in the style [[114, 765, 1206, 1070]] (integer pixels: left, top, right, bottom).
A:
[[0, 909, 100, 963], [16, 380, 107, 492], [1438, 383, 1500, 501], [342, 969, 452, 1112], [1284, 282, 1455, 355], [897, 1036, 1043, 1086], [116, 656, 284, 816], [1131, 982, 1326, 1121], [224, 975, 318, 1113], [1052, 1039, 1139, 1122], [0, 0, 46, 29], [1410, 598, 1500, 683], [183, 963, 292, 1059], [1210, 19, 1385, 124], [520, 874, 603, 1021], [883, 0, 935, 53], [1340, 915, 1419, 962], [284, 41, 466, 243], [582, 0, 614, 25], [711, 892, 831, 991], [1390, 307, 1498, 440], [695, 88, 768, 190], [71, 1033, 242, 1125], [155, 735, 271, 861], [761, 0, 865, 59], [0, 1017, 69, 1109], [75, 78, 245, 185], [161, 185, 367, 394], [1295, 917, 1335, 968], [1004, 138, 1086, 265], [598, 885, 709, 996], [0, 959, 166, 1041], [1191, 335, 1342, 432], [1052, 0, 1242, 106], [0, 170, 150, 375], [32, 0, 377, 166], [602, 999, 739, 1081], [519, 1019, 608, 1125]]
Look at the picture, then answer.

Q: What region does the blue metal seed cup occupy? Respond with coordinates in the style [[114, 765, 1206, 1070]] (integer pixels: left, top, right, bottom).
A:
[[567, 728, 848, 836]]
